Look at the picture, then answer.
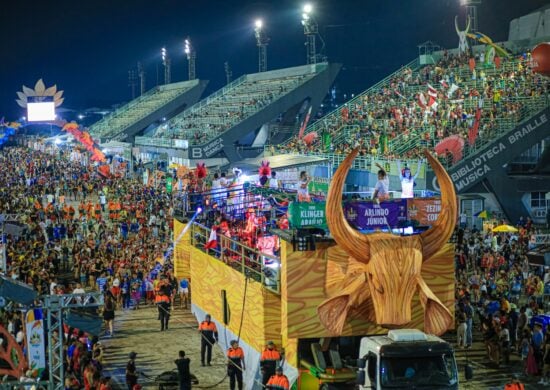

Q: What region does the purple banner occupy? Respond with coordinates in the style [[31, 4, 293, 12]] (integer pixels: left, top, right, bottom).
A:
[[344, 200, 407, 230]]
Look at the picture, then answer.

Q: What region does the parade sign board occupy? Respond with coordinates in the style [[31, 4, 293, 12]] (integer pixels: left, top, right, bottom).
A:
[[407, 198, 442, 226], [344, 200, 407, 230], [25, 309, 46, 375], [288, 202, 327, 228]]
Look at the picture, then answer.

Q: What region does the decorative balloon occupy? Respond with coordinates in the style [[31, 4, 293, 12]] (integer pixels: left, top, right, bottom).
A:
[[532, 43, 550, 77]]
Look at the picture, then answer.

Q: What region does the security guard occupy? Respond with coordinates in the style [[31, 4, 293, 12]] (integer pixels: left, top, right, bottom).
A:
[[198, 314, 218, 366], [155, 288, 171, 331], [260, 341, 282, 386], [266, 366, 289, 390], [227, 340, 245, 390]]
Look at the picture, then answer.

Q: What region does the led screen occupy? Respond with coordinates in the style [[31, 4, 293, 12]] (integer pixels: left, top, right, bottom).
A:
[[27, 102, 55, 122]]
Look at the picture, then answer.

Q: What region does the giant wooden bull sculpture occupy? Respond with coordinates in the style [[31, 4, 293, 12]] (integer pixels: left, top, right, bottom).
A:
[[318, 148, 457, 336]]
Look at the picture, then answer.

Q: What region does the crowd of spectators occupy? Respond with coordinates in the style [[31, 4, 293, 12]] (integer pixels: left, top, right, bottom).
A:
[[453, 217, 550, 383], [277, 50, 549, 164], [0, 144, 179, 388]]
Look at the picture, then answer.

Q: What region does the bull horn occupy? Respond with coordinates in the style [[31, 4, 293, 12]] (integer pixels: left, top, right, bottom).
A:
[[465, 15, 471, 34], [326, 147, 370, 263], [454, 15, 460, 34], [420, 150, 457, 260]]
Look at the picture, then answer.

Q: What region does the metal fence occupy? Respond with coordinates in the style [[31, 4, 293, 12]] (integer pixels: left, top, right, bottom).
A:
[[190, 222, 281, 295]]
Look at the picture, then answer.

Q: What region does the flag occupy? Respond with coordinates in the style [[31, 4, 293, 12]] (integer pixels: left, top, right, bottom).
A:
[[418, 93, 427, 109], [427, 84, 438, 99], [204, 227, 218, 250], [447, 84, 459, 99], [298, 106, 313, 139], [439, 80, 449, 89], [394, 90, 405, 99], [468, 108, 482, 146]]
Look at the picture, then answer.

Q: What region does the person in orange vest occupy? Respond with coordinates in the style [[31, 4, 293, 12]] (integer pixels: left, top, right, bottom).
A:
[[504, 374, 524, 390], [34, 199, 42, 210], [227, 340, 245, 390], [78, 201, 85, 217], [155, 288, 171, 331], [260, 341, 282, 386], [94, 203, 102, 220], [266, 366, 289, 390], [198, 314, 218, 366], [68, 205, 76, 220]]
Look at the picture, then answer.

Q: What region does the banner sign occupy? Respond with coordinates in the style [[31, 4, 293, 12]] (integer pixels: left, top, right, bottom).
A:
[[189, 137, 224, 159], [344, 200, 408, 230], [166, 177, 173, 194], [308, 177, 330, 195], [427, 108, 549, 192], [25, 309, 46, 375], [407, 198, 442, 226], [288, 202, 327, 228]]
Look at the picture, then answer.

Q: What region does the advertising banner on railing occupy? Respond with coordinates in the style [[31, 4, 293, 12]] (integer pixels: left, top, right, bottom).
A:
[[288, 202, 327, 228], [25, 309, 46, 376], [308, 177, 330, 195], [407, 198, 442, 226], [344, 200, 407, 230]]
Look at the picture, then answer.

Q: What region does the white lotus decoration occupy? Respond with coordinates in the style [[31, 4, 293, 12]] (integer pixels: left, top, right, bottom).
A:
[[16, 79, 64, 108]]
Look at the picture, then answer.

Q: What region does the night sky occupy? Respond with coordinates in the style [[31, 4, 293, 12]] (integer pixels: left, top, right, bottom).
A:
[[0, 0, 547, 119]]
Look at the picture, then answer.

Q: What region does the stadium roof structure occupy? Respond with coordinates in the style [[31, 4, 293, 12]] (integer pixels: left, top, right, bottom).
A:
[[137, 62, 340, 163], [231, 153, 328, 171], [88, 79, 207, 143]]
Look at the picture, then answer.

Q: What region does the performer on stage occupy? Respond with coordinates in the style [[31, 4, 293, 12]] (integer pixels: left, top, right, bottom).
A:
[[397, 160, 422, 199]]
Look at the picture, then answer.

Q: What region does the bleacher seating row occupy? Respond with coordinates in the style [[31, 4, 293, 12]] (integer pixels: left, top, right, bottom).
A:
[[275, 53, 550, 165], [151, 67, 319, 144], [89, 82, 196, 139]]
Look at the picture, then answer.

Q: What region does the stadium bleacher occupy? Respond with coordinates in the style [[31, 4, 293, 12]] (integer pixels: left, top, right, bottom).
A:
[[150, 65, 320, 144], [275, 52, 550, 166], [89, 80, 201, 140]]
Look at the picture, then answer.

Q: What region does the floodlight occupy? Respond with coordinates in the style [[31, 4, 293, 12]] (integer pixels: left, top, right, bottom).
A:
[[54, 138, 62, 145], [255, 19, 263, 29], [304, 3, 313, 13]]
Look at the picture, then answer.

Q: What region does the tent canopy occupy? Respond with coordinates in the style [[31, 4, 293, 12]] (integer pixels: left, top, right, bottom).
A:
[[231, 154, 328, 172]]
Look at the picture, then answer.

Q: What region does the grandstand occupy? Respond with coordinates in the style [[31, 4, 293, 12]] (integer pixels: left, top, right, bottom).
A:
[[88, 79, 207, 143], [136, 62, 340, 163], [273, 48, 549, 224]]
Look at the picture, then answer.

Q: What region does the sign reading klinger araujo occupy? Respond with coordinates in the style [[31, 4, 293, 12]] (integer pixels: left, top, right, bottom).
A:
[[448, 110, 549, 192]]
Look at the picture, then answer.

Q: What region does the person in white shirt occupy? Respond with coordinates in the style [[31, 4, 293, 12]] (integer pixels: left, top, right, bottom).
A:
[[397, 160, 422, 198], [99, 192, 107, 211], [372, 163, 389, 202], [269, 171, 281, 189]]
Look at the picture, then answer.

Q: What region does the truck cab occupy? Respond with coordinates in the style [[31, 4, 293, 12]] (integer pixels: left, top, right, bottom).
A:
[[357, 329, 459, 390]]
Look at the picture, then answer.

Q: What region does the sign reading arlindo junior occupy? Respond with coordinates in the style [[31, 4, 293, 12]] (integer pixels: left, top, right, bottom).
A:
[[428, 109, 549, 193]]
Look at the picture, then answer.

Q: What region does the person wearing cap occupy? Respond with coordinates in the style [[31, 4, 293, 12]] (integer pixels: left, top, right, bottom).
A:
[[198, 314, 218, 366], [126, 352, 138, 390], [260, 341, 282, 386], [227, 340, 245, 390], [504, 374, 524, 390], [266, 366, 289, 390]]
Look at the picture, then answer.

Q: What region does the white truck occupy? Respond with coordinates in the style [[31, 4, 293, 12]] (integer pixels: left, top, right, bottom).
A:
[[356, 329, 460, 390]]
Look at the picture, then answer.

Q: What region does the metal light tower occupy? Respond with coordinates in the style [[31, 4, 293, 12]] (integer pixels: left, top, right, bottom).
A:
[[138, 61, 146, 96], [301, 3, 318, 64], [161, 47, 171, 84], [224, 61, 233, 85], [254, 19, 269, 72], [461, 0, 481, 32], [184, 38, 196, 80], [128, 69, 137, 99]]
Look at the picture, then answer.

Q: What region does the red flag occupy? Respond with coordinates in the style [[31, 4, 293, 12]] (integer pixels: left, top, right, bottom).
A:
[[298, 106, 313, 139], [204, 227, 218, 250], [427, 84, 438, 99], [468, 108, 482, 146]]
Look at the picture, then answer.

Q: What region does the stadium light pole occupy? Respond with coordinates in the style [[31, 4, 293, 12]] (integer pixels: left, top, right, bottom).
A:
[[460, 0, 481, 32], [254, 19, 269, 72], [161, 47, 171, 84], [301, 3, 318, 64], [184, 38, 196, 80]]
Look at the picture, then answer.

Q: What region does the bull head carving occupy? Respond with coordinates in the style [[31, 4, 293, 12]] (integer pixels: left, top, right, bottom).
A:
[[318, 148, 457, 336]]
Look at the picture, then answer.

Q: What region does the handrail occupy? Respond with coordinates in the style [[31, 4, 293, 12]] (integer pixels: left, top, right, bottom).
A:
[[190, 222, 281, 295]]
